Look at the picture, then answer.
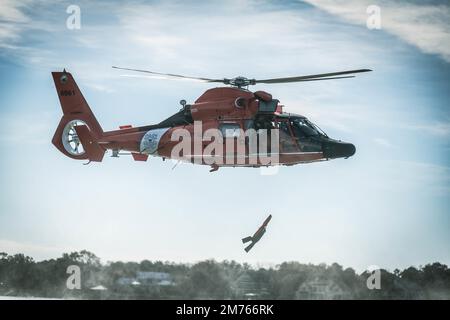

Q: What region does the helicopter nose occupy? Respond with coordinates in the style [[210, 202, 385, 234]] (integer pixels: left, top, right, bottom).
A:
[[322, 141, 356, 159]]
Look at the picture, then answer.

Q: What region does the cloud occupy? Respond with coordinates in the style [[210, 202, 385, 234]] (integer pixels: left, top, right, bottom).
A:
[[403, 121, 450, 137], [0, 0, 58, 61], [0, 1, 377, 72], [373, 137, 393, 148], [304, 0, 450, 62], [0, 0, 381, 105], [386, 160, 450, 195], [0, 0, 30, 46], [0, 0, 29, 23], [0, 112, 54, 145]]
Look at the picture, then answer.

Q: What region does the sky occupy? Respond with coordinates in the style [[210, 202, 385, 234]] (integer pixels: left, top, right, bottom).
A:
[[0, 0, 449, 272]]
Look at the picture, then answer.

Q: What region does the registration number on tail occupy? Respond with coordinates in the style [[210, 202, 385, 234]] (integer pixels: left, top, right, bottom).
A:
[[60, 90, 76, 96]]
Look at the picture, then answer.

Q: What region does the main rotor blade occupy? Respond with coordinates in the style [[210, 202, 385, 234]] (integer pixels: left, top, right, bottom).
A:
[[112, 66, 223, 83], [287, 75, 355, 82], [255, 69, 371, 84], [119, 74, 221, 83]]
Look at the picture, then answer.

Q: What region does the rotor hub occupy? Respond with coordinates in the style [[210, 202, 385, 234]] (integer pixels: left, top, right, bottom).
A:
[[223, 77, 256, 88]]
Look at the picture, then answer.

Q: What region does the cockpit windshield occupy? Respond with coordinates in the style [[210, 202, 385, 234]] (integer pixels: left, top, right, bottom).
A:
[[289, 117, 327, 138], [307, 120, 328, 137]]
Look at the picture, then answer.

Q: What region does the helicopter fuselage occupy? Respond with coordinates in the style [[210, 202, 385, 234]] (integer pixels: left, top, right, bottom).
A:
[[51, 71, 356, 169]]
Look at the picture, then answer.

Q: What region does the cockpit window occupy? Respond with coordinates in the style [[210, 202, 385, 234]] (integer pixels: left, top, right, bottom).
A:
[[307, 120, 328, 137], [291, 118, 319, 137]]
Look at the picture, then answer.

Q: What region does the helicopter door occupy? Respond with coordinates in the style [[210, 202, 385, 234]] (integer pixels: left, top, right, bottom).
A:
[[253, 117, 277, 158], [277, 119, 300, 153], [219, 122, 245, 165]]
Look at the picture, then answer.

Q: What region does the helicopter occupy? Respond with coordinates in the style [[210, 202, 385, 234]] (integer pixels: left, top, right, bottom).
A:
[[51, 67, 371, 171]]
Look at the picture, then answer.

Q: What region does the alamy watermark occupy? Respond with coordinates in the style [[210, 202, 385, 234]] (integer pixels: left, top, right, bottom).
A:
[[66, 5, 81, 30], [366, 265, 381, 290], [168, 121, 280, 174], [66, 265, 81, 289], [367, 5, 381, 30]]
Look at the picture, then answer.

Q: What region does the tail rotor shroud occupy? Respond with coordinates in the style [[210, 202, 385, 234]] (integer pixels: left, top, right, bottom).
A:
[[62, 120, 87, 156]]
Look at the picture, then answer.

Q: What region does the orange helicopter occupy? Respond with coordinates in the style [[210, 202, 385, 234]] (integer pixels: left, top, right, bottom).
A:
[[51, 67, 371, 171]]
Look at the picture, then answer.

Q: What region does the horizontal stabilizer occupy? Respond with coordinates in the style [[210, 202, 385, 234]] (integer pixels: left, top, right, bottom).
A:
[[131, 153, 148, 161], [75, 125, 105, 162]]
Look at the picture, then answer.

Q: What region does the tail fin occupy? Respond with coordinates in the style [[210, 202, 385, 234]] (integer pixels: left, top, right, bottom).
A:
[[242, 236, 252, 244], [51, 70, 104, 160]]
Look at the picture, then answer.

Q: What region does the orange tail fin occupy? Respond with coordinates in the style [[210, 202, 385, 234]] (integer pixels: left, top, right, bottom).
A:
[[51, 70, 104, 160]]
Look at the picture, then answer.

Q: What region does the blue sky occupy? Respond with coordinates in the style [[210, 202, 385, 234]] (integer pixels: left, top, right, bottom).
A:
[[0, 0, 449, 272]]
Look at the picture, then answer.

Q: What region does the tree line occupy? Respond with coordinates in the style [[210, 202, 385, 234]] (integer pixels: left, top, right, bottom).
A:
[[0, 251, 448, 299]]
